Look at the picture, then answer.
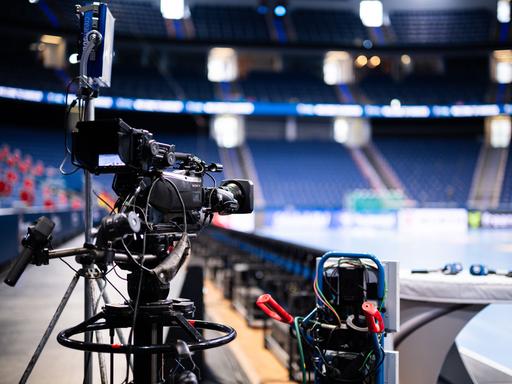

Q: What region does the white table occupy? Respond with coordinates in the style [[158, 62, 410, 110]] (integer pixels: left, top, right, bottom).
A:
[[396, 272, 512, 384]]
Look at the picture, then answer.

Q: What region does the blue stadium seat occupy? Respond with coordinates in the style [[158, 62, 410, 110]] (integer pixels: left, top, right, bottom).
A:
[[191, 5, 270, 43], [291, 9, 368, 45], [374, 137, 481, 206], [240, 71, 338, 103], [390, 9, 492, 45], [360, 74, 487, 105], [500, 150, 512, 207], [105, 64, 179, 99], [248, 140, 368, 209], [106, 0, 168, 37]]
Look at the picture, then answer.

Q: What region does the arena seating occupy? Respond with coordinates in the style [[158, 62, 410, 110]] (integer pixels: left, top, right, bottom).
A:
[[191, 5, 270, 43], [291, 9, 368, 45], [389, 9, 493, 45], [360, 74, 488, 105], [106, 64, 179, 99], [500, 150, 512, 207], [107, 0, 168, 38], [374, 137, 481, 206], [0, 126, 83, 209], [0, 39, 65, 93], [248, 139, 369, 209], [240, 71, 339, 103], [171, 71, 216, 101], [1, 3, 506, 47]]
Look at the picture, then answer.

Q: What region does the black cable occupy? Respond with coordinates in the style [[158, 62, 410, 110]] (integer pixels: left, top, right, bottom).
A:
[[59, 77, 81, 176], [113, 264, 128, 281], [121, 237, 153, 274], [93, 189, 115, 213], [59, 257, 80, 274], [124, 256, 145, 384], [103, 275, 132, 309]]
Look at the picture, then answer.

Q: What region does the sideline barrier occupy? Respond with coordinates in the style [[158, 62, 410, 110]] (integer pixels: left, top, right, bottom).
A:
[[468, 210, 512, 229], [0, 208, 84, 269], [217, 208, 512, 232]]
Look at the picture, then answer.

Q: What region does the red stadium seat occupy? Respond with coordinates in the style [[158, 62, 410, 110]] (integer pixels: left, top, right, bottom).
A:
[[23, 178, 35, 190], [19, 189, 35, 205], [44, 198, 55, 209], [6, 170, 18, 184], [0, 180, 12, 196]]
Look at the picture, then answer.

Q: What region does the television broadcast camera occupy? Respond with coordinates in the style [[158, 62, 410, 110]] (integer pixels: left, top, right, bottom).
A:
[[5, 118, 254, 384], [73, 118, 253, 233]]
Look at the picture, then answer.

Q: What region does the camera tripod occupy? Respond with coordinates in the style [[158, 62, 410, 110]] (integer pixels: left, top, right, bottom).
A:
[[5, 226, 236, 384]]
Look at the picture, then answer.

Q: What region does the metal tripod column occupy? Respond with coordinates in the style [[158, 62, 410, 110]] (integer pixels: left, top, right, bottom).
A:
[[84, 97, 95, 384]]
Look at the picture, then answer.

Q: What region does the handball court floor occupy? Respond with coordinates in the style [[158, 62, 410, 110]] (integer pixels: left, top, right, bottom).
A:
[[257, 226, 512, 372]]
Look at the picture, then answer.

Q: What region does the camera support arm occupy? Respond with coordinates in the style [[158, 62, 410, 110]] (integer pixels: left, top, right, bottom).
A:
[[152, 233, 190, 284]]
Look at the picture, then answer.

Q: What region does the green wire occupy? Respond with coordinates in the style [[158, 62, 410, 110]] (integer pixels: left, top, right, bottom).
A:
[[379, 279, 387, 311], [294, 316, 307, 384], [359, 350, 374, 371]]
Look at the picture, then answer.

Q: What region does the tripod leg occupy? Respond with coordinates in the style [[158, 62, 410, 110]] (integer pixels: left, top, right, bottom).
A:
[[88, 280, 108, 384], [19, 273, 80, 384], [95, 278, 133, 371]]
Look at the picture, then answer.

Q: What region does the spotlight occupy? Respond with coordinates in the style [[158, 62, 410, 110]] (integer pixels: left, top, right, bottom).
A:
[[368, 55, 381, 68], [355, 55, 368, 68], [401, 54, 411, 65], [390, 99, 401, 108], [68, 53, 79, 64], [274, 5, 287, 17]]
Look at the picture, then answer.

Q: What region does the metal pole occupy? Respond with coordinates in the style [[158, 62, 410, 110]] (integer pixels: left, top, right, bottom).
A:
[[96, 279, 133, 371], [89, 279, 108, 384], [20, 274, 80, 384], [84, 97, 95, 384]]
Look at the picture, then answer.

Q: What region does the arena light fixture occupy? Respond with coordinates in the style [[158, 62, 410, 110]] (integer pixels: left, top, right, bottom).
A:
[[497, 0, 511, 23], [40, 34, 63, 45], [160, 0, 185, 20], [487, 115, 511, 148], [360, 0, 383, 27], [355, 55, 368, 68], [390, 99, 401, 108], [68, 53, 79, 64], [323, 51, 353, 85], [212, 114, 245, 148], [333, 117, 350, 144], [368, 55, 381, 68], [492, 50, 512, 84], [39, 35, 66, 69], [274, 5, 287, 17], [333, 117, 371, 147], [401, 54, 411, 65], [207, 48, 238, 82]]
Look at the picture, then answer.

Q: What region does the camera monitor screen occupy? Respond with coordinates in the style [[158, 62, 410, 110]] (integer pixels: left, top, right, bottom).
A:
[[73, 119, 128, 174], [98, 154, 125, 167]]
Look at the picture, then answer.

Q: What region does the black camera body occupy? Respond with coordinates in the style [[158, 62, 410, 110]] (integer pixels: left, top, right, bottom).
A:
[[72, 118, 253, 235]]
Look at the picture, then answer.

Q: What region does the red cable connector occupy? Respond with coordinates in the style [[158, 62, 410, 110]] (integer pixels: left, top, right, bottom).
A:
[[361, 301, 384, 333], [256, 294, 294, 325]]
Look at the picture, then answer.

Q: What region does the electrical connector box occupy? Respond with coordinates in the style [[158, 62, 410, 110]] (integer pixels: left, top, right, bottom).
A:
[[79, 2, 115, 87]]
